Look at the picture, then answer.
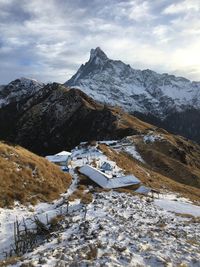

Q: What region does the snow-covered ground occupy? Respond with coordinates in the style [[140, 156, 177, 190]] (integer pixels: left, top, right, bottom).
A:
[[155, 198, 200, 217], [6, 191, 200, 267], [100, 137, 145, 163], [122, 145, 144, 162], [143, 133, 164, 143], [0, 170, 79, 260], [0, 141, 200, 266]]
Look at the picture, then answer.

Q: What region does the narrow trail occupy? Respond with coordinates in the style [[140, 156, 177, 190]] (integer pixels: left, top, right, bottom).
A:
[[66, 168, 79, 197]]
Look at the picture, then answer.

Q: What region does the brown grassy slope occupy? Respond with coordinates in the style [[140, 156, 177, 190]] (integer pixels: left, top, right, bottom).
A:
[[110, 107, 153, 133], [99, 141, 200, 203], [71, 88, 154, 134], [0, 142, 71, 207], [134, 134, 200, 189]]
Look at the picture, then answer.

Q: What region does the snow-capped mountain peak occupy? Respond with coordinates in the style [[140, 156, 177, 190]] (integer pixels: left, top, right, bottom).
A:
[[65, 48, 200, 119], [89, 47, 108, 63], [17, 77, 43, 87]]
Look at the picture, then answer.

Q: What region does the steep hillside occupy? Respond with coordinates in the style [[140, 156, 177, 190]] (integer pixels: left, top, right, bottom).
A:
[[0, 78, 44, 141], [0, 82, 152, 155], [1, 78, 200, 202], [0, 142, 71, 207], [135, 108, 200, 144], [99, 131, 200, 202], [65, 47, 200, 144]]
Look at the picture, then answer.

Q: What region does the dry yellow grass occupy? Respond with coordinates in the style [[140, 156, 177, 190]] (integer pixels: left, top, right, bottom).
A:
[[0, 142, 71, 207], [68, 183, 93, 204], [99, 143, 200, 203], [110, 107, 153, 133], [0, 256, 21, 266]]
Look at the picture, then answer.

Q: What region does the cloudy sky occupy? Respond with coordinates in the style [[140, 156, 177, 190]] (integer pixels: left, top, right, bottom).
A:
[[0, 0, 200, 84]]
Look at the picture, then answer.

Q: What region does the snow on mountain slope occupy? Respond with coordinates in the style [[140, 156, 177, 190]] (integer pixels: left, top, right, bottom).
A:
[[65, 47, 200, 118], [0, 77, 44, 108]]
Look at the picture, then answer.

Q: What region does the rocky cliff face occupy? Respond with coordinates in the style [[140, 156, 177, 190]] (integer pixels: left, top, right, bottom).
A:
[[65, 47, 200, 143]]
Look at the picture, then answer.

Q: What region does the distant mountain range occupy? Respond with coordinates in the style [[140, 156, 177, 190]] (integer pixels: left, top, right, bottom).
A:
[[0, 47, 200, 148], [1, 55, 200, 267], [65, 47, 200, 144]]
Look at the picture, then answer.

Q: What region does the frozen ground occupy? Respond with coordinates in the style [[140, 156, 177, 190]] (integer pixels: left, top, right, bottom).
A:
[[143, 132, 164, 143], [0, 169, 79, 260], [106, 137, 145, 163], [6, 191, 200, 267], [0, 142, 200, 266], [155, 199, 200, 217]]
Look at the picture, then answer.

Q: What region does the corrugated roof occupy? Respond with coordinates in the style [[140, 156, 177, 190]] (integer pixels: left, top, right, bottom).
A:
[[79, 165, 140, 189], [45, 151, 71, 163]]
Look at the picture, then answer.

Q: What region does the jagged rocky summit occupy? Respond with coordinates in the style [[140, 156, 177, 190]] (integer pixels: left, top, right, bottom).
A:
[[65, 47, 200, 143]]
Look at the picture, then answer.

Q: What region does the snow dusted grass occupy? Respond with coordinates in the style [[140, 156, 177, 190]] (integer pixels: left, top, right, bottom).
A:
[[0, 170, 78, 260], [7, 191, 200, 267], [102, 137, 145, 163], [1, 141, 200, 266], [121, 145, 144, 163]]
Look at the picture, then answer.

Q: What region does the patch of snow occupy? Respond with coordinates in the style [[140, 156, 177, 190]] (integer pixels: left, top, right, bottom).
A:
[[143, 133, 163, 143], [122, 145, 144, 163], [101, 137, 145, 163], [155, 198, 200, 217]]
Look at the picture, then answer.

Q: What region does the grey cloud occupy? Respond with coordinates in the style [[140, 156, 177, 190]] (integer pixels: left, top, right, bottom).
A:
[[0, 0, 32, 23], [0, 0, 200, 84]]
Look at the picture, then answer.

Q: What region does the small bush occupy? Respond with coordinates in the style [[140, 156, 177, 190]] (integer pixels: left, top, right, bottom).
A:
[[49, 214, 65, 231]]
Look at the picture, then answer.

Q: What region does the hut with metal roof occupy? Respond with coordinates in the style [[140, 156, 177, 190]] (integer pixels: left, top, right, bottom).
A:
[[79, 165, 140, 189]]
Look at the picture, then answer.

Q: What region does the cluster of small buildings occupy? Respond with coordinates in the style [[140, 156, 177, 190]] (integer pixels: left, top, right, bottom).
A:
[[45, 147, 141, 190]]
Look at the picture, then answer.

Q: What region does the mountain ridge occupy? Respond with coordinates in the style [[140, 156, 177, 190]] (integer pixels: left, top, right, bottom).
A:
[[65, 47, 200, 118], [0, 82, 152, 155], [65, 47, 200, 144], [1, 79, 200, 203], [0, 77, 44, 108]]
